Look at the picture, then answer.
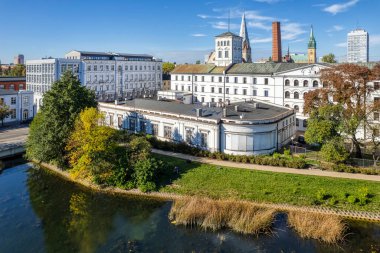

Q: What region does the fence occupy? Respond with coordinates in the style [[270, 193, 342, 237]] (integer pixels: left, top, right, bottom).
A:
[[289, 145, 379, 168]]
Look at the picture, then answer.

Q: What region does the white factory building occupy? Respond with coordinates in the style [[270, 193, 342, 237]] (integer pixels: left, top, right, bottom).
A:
[[26, 51, 162, 110], [0, 90, 35, 126], [99, 99, 296, 155]]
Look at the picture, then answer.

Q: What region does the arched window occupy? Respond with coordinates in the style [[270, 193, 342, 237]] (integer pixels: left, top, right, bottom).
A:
[[294, 105, 299, 112], [303, 80, 308, 87], [285, 79, 290, 86], [285, 91, 290, 98], [294, 92, 299, 99], [294, 80, 299, 86], [285, 104, 290, 108], [313, 80, 319, 87], [322, 81, 327, 88]]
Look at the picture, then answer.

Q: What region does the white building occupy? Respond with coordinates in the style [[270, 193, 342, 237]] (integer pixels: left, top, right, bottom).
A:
[[347, 29, 369, 63], [170, 62, 330, 132], [26, 51, 163, 110], [99, 99, 296, 155], [0, 90, 35, 126]]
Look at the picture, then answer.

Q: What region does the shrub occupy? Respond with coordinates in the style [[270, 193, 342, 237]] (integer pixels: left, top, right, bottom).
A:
[[284, 148, 291, 156], [133, 158, 164, 192], [316, 189, 330, 201], [320, 137, 349, 164], [347, 195, 358, 204], [357, 187, 369, 206]]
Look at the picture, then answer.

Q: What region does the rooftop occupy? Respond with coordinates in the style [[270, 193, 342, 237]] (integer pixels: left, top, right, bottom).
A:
[[0, 77, 26, 82], [0, 89, 19, 95], [101, 99, 293, 124], [215, 32, 241, 38]]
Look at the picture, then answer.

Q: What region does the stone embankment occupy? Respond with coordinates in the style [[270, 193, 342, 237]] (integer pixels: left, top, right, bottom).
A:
[[36, 161, 380, 222]]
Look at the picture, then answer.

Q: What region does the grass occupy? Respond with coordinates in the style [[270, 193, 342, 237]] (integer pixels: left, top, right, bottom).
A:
[[154, 154, 380, 212], [169, 197, 276, 235], [287, 211, 346, 243]]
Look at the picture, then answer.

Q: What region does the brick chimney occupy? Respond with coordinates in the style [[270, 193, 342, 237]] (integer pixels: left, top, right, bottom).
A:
[[272, 22, 282, 62]]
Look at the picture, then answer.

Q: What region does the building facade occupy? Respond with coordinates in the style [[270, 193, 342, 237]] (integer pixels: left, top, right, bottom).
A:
[[0, 90, 35, 126], [13, 54, 25, 65], [347, 29, 369, 63], [0, 77, 26, 91], [99, 99, 295, 155], [26, 51, 163, 110]]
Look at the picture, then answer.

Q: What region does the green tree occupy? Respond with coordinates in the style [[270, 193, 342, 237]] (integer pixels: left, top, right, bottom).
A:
[[133, 158, 164, 192], [26, 71, 97, 166], [0, 100, 11, 126], [66, 107, 119, 183], [10, 64, 26, 76], [321, 137, 349, 164], [321, 53, 337, 63], [127, 136, 152, 165], [195, 60, 201, 64], [162, 62, 175, 74]]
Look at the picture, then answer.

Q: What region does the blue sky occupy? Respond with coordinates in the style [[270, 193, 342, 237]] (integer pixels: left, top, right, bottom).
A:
[[0, 0, 379, 64]]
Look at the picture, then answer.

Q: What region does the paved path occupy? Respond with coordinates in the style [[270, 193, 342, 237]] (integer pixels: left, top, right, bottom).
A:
[[0, 126, 29, 144], [152, 149, 380, 182]]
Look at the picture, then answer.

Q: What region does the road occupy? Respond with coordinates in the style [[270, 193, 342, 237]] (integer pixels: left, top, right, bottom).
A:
[[0, 126, 29, 144]]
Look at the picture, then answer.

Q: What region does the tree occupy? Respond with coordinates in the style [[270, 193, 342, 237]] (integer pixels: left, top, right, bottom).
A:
[[26, 71, 97, 166], [66, 108, 119, 183], [0, 100, 11, 126], [304, 63, 380, 158], [321, 53, 337, 63], [162, 62, 175, 74], [10, 64, 26, 76], [195, 60, 201, 64], [366, 123, 380, 166], [321, 137, 349, 163]]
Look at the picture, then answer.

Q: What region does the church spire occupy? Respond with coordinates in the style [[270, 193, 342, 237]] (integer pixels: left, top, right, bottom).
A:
[[308, 25, 316, 49], [240, 13, 252, 63], [308, 25, 317, 64]]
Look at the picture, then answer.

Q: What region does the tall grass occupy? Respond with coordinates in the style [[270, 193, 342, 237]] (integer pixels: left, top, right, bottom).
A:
[[169, 197, 276, 235], [287, 211, 346, 243]]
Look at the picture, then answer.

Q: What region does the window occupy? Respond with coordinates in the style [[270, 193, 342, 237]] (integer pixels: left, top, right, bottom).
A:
[[218, 51, 222, 58], [226, 88, 229, 94], [234, 88, 238, 95], [234, 77, 238, 83], [294, 80, 299, 86], [303, 80, 308, 87], [10, 84, 15, 90], [23, 96, 29, 106], [201, 97, 205, 102], [243, 89, 247, 95], [313, 80, 318, 87], [225, 51, 229, 58], [243, 77, 247, 84], [264, 90, 269, 97], [225, 134, 254, 151], [211, 77, 214, 82], [129, 118, 136, 131], [285, 91, 290, 98], [211, 87, 215, 93], [188, 86, 191, 91], [11, 97, 16, 104], [296, 118, 299, 126], [23, 109, 28, 121], [374, 82, 380, 90], [164, 126, 172, 139], [200, 132, 208, 148], [10, 109, 16, 119], [188, 76, 191, 81], [181, 86, 184, 91], [152, 124, 158, 136], [201, 76, 204, 82], [303, 120, 308, 128], [253, 78, 257, 84], [195, 86, 197, 92], [374, 112, 379, 121], [211, 98, 215, 102], [0, 84, 4, 89], [294, 105, 299, 112], [140, 121, 146, 133], [226, 77, 229, 83], [195, 76, 198, 81], [219, 88, 222, 93], [264, 78, 268, 85], [175, 85, 178, 90], [19, 84, 24, 90], [285, 104, 290, 108], [218, 77, 222, 82], [294, 92, 299, 99], [185, 128, 193, 144], [285, 79, 290, 86], [201, 87, 205, 92], [253, 90, 257, 96]]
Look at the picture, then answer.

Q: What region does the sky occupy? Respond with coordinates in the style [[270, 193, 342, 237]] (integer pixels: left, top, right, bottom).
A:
[[0, 0, 379, 64]]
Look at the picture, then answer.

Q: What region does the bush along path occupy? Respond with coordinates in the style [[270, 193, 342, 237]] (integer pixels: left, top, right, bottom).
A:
[[152, 149, 380, 182]]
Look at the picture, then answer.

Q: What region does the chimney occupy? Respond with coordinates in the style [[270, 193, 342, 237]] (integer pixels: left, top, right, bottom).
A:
[[223, 108, 227, 117], [196, 108, 203, 117], [234, 105, 239, 112], [272, 22, 282, 62]]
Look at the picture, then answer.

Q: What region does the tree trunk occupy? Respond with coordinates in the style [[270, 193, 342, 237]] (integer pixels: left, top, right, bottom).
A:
[[352, 138, 362, 158]]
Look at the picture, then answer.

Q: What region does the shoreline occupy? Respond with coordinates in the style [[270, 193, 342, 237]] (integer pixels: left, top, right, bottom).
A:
[[33, 160, 380, 223]]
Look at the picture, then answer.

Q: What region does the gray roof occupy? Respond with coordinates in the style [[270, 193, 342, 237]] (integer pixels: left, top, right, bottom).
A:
[[111, 99, 292, 123], [215, 32, 241, 38], [228, 63, 310, 75], [0, 77, 26, 82], [0, 90, 19, 95], [73, 50, 153, 59]]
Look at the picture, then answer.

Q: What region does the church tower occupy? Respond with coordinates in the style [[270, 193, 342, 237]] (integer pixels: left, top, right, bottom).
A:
[[308, 26, 317, 64], [240, 13, 252, 63]]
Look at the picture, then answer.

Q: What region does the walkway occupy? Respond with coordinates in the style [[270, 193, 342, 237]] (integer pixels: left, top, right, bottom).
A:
[[152, 149, 380, 182]]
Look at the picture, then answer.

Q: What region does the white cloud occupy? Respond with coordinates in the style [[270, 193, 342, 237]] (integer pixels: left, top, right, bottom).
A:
[[252, 37, 272, 43], [327, 25, 344, 32], [197, 14, 210, 19], [370, 35, 380, 46], [281, 23, 307, 40], [323, 0, 359, 15], [191, 34, 207, 37], [210, 21, 239, 30], [335, 42, 347, 47], [247, 21, 272, 31]]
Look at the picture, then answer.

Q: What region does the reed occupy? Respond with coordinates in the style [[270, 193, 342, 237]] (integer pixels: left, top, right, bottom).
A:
[[287, 211, 346, 243], [169, 197, 276, 235]]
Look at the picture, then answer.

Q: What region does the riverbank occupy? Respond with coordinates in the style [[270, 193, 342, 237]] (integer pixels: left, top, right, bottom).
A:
[[34, 159, 380, 222]]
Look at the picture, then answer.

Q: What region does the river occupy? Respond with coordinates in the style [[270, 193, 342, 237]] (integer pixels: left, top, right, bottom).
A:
[[0, 162, 379, 253]]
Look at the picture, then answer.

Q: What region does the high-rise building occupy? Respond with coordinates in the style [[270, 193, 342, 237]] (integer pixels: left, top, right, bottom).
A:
[[13, 54, 24, 65], [240, 13, 252, 63], [308, 26, 317, 64], [272, 22, 282, 62], [347, 29, 369, 63]]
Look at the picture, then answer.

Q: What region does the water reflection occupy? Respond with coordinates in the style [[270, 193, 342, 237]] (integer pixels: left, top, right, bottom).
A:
[[0, 164, 379, 253]]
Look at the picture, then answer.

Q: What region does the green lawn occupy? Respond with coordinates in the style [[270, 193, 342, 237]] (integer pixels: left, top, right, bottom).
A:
[[154, 154, 380, 212]]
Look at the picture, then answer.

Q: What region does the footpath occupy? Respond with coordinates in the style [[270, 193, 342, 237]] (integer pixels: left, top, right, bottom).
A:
[[152, 149, 380, 182]]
